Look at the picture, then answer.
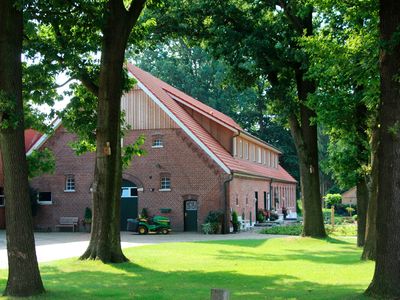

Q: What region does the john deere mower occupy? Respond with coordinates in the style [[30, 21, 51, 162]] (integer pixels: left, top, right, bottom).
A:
[[127, 216, 171, 234]]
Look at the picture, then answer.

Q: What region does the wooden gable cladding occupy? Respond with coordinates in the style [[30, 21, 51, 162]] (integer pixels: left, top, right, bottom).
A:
[[179, 104, 233, 153], [121, 88, 179, 130]]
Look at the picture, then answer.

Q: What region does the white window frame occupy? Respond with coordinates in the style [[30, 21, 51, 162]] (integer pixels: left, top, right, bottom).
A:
[[262, 150, 266, 165], [64, 175, 76, 192], [37, 192, 53, 205], [159, 176, 171, 191], [257, 148, 262, 163], [238, 139, 243, 158], [152, 138, 164, 148]]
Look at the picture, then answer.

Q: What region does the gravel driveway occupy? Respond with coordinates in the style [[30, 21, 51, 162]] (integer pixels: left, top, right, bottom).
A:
[[0, 230, 274, 269]]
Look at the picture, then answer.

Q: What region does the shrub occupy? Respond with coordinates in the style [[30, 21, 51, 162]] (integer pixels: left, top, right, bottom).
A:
[[260, 224, 357, 237], [201, 223, 214, 234], [203, 211, 224, 234], [335, 204, 357, 216], [260, 224, 302, 236], [325, 224, 357, 236], [324, 193, 342, 208], [352, 214, 358, 221], [269, 211, 279, 221], [84, 207, 92, 223], [205, 210, 224, 224], [231, 211, 240, 232], [346, 206, 355, 216], [296, 199, 302, 216], [257, 211, 265, 223]]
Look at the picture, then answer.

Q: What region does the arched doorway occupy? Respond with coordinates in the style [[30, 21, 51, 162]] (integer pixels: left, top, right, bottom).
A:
[[120, 179, 138, 231]]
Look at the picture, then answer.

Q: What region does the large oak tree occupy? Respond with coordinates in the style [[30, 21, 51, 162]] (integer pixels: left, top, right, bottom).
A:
[[27, 0, 147, 262], [0, 0, 44, 296], [147, 0, 325, 236], [366, 0, 400, 297]]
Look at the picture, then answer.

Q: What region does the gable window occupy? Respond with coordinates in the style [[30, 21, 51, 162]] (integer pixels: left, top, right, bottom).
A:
[[160, 174, 171, 191], [37, 192, 52, 205], [65, 175, 75, 192], [0, 187, 4, 207], [152, 138, 164, 148], [262, 150, 266, 165]]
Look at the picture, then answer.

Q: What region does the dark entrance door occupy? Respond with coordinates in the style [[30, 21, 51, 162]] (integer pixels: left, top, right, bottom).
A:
[[120, 179, 138, 231], [184, 200, 198, 231]]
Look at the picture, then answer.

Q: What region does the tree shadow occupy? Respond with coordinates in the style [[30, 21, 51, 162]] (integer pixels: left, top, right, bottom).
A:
[[5, 263, 370, 300], [194, 238, 270, 248]]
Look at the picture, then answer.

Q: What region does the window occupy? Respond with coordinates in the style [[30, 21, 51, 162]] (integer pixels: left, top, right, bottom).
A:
[[37, 192, 52, 205], [267, 151, 271, 167], [233, 137, 237, 156], [0, 187, 4, 207], [244, 142, 249, 159], [257, 148, 262, 163], [252, 145, 256, 161], [235, 194, 239, 206], [152, 138, 164, 148], [160, 176, 171, 191], [238, 139, 243, 157], [262, 150, 266, 165], [65, 175, 75, 192]]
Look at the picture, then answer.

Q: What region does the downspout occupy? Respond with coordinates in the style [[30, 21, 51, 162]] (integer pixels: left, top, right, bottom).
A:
[[222, 130, 240, 234], [223, 173, 234, 234], [269, 179, 274, 210]]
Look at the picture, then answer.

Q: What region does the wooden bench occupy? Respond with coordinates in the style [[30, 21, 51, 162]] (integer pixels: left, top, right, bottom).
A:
[[55, 217, 79, 232]]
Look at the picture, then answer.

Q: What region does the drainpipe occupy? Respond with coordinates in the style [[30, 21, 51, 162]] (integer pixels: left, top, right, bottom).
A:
[[223, 173, 234, 234], [269, 179, 273, 211]]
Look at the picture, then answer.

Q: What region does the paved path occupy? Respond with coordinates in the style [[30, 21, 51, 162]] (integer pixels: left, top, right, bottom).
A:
[[0, 230, 275, 269]]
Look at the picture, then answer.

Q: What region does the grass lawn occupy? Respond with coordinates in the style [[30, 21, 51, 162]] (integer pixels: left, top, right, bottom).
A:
[[0, 237, 374, 299]]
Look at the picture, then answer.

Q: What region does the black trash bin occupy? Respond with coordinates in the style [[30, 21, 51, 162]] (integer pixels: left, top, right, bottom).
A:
[[127, 218, 138, 232]]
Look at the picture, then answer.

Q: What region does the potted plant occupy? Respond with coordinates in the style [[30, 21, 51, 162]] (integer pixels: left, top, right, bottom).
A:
[[83, 207, 92, 232], [231, 211, 241, 233]]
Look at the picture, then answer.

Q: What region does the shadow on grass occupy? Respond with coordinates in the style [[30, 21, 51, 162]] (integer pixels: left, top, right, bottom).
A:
[[0, 263, 370, 300], [194, 238, 270, 248]]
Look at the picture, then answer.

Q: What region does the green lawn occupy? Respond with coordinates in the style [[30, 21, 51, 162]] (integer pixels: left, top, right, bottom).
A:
[[0, 237, 374, 299]]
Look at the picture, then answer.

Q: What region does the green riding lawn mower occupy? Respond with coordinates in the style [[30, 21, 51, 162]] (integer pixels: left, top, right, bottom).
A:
[[127, 216, 171, 235]]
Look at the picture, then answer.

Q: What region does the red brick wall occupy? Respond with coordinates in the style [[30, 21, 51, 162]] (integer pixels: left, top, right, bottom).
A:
[[124, 128, 228, 231], [229, 176, 296, 223], [30, 126, 95, 230], [30, 127, 228, 231]]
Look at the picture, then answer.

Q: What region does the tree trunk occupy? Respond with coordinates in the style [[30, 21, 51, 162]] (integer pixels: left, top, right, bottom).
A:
[[365, 0, 400, 297], [362, 126, 379, 260], [289, 69, 325, 238], [356, 176, 368, 247], [81, 0, 145, 263], [0, 1, 45, 296]]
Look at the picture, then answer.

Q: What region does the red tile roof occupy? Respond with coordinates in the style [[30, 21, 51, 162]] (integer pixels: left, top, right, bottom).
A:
[[128, 64, 296, 183], [24, 129, 42, 152]]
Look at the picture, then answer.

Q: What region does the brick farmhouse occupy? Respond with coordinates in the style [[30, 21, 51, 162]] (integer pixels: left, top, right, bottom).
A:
[[0, 65, 297, 232]]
